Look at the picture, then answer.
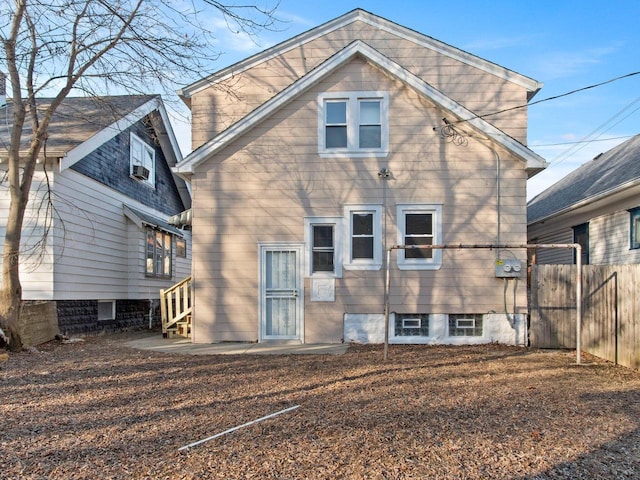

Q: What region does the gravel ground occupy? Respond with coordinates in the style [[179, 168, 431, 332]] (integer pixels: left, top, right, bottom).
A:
[[1, 332, 639, 479]]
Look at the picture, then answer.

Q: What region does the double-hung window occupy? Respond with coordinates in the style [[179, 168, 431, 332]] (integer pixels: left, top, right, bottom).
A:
[[146, 228, 172, 277], [397, 204, 442, 270], [319, 92, 388, 156], [130, 133, 155, 186], [304, 217, 343, 277], [344, 205, 382, 270]]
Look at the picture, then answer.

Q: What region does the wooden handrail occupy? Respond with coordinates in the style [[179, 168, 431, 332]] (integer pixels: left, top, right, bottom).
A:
[[160, 275, 192, 337]]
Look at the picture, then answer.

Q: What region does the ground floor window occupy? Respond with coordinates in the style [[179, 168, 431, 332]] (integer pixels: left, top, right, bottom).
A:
[[448, 314, 483, 336], [146, 228, 172, 277], [395, 313, 429, 337]]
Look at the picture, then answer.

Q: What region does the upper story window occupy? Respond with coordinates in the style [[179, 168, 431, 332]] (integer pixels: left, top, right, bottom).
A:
[[130, 133, 155, 187], [397, 204, 443, 270], [344, 205, 382, 270], [630, 207, 640, 249], [318, 92, 388, 157]]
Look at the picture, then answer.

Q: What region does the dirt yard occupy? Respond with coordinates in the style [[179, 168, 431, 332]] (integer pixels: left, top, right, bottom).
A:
[[1, 332, 639, 479]]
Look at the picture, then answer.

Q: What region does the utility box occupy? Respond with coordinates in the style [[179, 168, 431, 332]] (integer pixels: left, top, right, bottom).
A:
[[495, 259, 523, 278]]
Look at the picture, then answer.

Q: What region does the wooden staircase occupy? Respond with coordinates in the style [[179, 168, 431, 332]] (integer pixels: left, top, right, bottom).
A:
[[160, 276, 192, 338]]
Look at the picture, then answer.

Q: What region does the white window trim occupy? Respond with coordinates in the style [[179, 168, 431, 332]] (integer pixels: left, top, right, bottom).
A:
[[397, 204, 443, 270], [344, 205, 382, 270], [130, 132, 156, 187], [304, 217, 343, 278], [318, 91, 389, 157]]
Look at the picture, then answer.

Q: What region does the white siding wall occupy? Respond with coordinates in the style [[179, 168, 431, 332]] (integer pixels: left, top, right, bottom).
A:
[[532, 229, 574, 264], [590, 209, 640, 265], [53, 169, 191, 300], [0, 168, 192, 301], [0, 170, 55, 299]]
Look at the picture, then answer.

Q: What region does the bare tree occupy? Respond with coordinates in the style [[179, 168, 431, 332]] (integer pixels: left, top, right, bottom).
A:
[[0, 0, 280, 350]]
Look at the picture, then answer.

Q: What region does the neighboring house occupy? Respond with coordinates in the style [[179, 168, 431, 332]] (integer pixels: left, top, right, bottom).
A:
[[174, 9, 546, 346], [0, 93, 192, 344], [528, 134, 640, 265]]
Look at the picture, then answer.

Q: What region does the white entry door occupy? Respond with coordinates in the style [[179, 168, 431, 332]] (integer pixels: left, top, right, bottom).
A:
[[259, 245, 303, 342]]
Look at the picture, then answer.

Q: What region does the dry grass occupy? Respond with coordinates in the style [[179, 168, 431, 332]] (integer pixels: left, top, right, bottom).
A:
[[1, 332, 639, 479]]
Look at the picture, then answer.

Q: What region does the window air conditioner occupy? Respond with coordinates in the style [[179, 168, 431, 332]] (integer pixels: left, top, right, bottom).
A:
[[132, 165, 150, 180]]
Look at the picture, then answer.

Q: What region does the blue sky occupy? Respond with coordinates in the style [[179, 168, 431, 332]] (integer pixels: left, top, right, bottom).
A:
[[178, 0, 640, 200]]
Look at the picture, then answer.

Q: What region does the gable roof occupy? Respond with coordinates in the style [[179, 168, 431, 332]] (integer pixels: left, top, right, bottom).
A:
[[0, 95, 183, 170], [179, 8, 543, 102], [0, 94, 190, 209], [174, 40, 546, 177], [528, 134, 640, 224]]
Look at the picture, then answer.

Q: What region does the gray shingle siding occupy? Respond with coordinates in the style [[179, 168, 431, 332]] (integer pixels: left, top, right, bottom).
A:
[[70, 118, 185, 215]]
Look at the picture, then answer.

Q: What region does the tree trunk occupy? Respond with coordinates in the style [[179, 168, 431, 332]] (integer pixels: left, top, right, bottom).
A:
[[0, 182, 28, 352]]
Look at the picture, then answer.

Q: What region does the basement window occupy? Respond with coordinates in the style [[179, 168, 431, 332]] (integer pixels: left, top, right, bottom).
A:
[[449, 314, 483, 337], [395, 314, 429, 337], [98, 300, 115, 321]]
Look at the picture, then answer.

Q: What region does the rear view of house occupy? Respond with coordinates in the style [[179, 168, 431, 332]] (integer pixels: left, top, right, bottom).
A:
[[175, 9, 546, 345], [0, 95, 191, 345]]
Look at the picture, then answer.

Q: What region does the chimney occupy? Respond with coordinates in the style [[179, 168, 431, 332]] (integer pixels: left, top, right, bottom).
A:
[[0, 72, 6, 107]]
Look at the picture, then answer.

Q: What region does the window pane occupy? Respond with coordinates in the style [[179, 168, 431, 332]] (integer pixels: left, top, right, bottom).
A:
[[146, 230, 155, 274], [360, 101, 380, 124], [405, 236, 433, 259], [352, 237, 374, 259], [326, 126, 347, 148], [406, 214, 432, 234], [156, 232, 164, 274], [633, 215, 640, 247], [326, 101, 346, 124], [359, 125, 381, 148], [164, 233, 171, 276], [313, 226, 333, 248], [313, 251, 334, 272], [352, 213, 373, 235]]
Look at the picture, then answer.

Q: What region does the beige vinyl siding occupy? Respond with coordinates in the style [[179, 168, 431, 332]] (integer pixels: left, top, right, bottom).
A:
[[0, 170, 55, 300], [191, 20, 529, 149], [191, 58, 529, 343]]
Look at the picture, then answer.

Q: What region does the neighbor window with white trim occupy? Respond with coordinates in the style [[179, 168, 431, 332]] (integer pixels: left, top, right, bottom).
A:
[[146, 227, 172, 277], [344, 205, 382, 270], [130, 133, 155, 186], [318, 92, 388, 156], [304, 217, 343, 277], [397, 204, 442, 270]]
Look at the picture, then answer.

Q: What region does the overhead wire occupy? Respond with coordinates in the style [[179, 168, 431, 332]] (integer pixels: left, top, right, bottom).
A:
[[449, 70, 640, 126]]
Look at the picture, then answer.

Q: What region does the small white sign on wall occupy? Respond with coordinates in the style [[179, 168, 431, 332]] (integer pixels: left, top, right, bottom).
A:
[[311, 277, 335, 302]]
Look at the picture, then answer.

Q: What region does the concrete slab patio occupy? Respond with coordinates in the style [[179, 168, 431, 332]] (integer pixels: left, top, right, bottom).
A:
[[124, 333, 349, 355]]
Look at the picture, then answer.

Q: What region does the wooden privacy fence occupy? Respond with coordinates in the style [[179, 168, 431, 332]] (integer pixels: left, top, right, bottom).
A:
[[530, 264, 640, 369]]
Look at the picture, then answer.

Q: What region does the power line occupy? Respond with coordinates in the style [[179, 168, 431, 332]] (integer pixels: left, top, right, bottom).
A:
[[451, 71, 640, 125], [530, 135, 634, 148], [549, 96, 640, 167]]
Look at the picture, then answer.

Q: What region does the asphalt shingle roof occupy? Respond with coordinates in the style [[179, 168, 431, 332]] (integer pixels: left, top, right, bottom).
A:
[[0, 95, 156, 156], [527, 134, 640, 224]]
